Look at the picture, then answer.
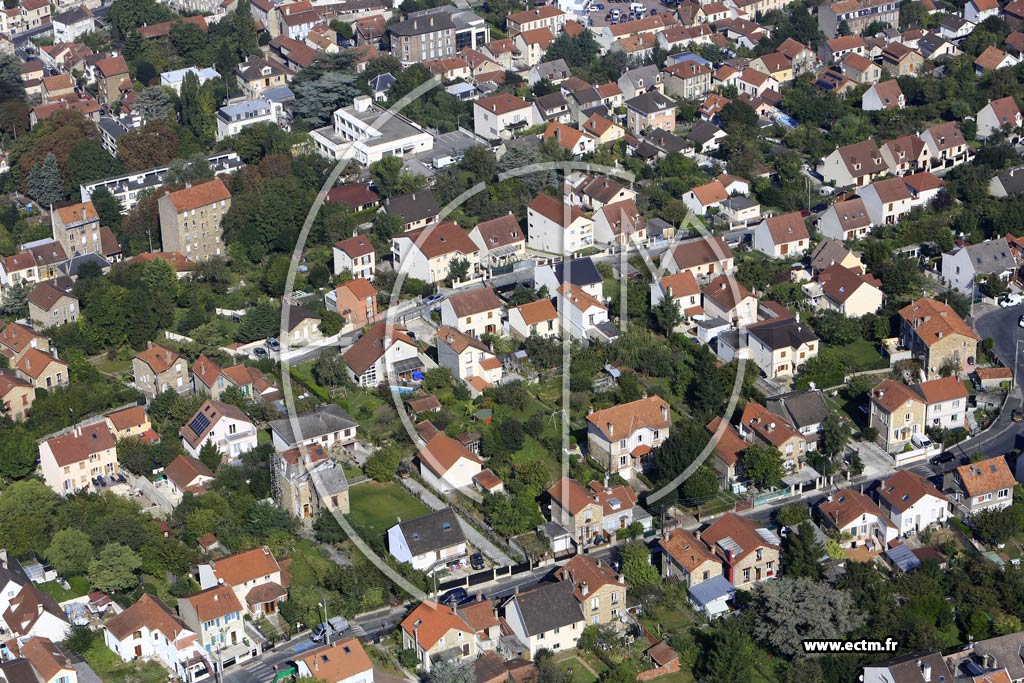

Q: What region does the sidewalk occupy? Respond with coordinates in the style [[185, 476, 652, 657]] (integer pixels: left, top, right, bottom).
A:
[[400, 478, 514, 565]]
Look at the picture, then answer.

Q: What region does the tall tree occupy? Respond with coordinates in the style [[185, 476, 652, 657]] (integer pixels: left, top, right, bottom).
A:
[[88, 543, 142, 592], [46, 528, 94, 575], [232, 0, 259, 58], [820, 413, 852, 458], [752, 577, 865, 656], [65, 140, 123, 195], [27, 152, 65, 206], [134, 85, 174, 121], [620, 541, 660, 586], [781, 521, 824, 579], [703, 618, 758, 681], [116, 121, 180, 171], [740, 444, 785, 489]]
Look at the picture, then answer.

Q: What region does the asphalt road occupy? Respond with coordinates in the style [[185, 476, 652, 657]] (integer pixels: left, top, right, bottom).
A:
[[949, 304, 1024, 459]]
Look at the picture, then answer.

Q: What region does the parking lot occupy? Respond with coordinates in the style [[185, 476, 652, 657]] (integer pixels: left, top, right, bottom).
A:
[[587, 0, 674, 29]]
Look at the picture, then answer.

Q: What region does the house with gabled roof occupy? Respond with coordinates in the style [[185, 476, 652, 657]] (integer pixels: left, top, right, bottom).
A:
[[586, 395, 670, 478], [915, 375, 970, 431], [546, 477, 605, 543], [659, 528, 722, 587], [739, 401, 809, 470], [504, 581, 584, 656], [390, 509, 468, 573], [977, 96, 1023, 140], [474, 92, 534, 139], [177, 585, 248, 661], [860, 177, 913, 226], [179, 399, 257, 461], [16, 636, 80, 683], [1, 584, 69, 641], [391, 221, 480, 284], [103, 589, 209, 679], [327, 278, 378, 333], [15, 348, 68, 391], [650, 271, 702, 323], [436, 325, 503, 389], [702, 275, 756, 327], [810, 239, 864, 274], [840, 52, 880, 84], [876, 469, 948, 534], [295, 638, 373, 683], [469, 214, 526, 267], [508, 299, 559, 339], [752, 211, 809, 258], [332, 233, 375, 281], [662, 236, 734, 282], [39, 421, 118, 495], [555, 283, 611, 343], [941, 237, 1017, 295], [818, 488, 898, 550], [869, 379, 927, 452], [417, 432, 483, 493], [526, 194, 594, 255], [0, 372, 34, 422], [921, 121, 970, 170], [133, 342, 189, 400], [817, 197, 872, 241], [818, 139, 887, 188], [944, 455, 1015, 518], [816, 264, 883, 317], [624, 90, 676, 135], [700, 513, 780, 588], [682, 180, 728, 216], [268, 404, 357, 453], [543, 121, 596, 157], [0, 321, 48, 366], [862, 79, 904, 111], [593, 199, 646, 246], [162, 454, 215, 503], [554, 555, 628, 626], [747, 316, 819, 379], [27, 281, 77, 329], [400, 599, 475, 671], [343, 321, 421, 387], [880, 135, 929, 178], [440, 286, 502, 339], [198, 546, 289, 617]]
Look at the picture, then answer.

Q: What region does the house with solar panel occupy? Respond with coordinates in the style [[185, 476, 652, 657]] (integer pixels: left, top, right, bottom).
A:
[[698, 513, 780, 589], [179, 399, 257, 462]]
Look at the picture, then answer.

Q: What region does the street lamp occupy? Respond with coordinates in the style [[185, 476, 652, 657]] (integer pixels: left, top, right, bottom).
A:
[[318, 599, 331, 646]]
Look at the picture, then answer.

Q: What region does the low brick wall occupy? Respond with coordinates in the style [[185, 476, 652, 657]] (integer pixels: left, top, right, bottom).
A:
[[637, 659, 681, 681]]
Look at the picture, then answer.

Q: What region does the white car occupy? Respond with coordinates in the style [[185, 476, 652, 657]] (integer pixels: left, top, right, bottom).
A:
[[1018, 314, 1024, 328], [1002, 294, 1023, 308]]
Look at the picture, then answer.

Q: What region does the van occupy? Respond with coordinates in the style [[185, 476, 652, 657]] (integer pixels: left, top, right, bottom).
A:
[[310, 617, 350, 642], [630, 3, 644, 13], [610, 8, 620, 18]]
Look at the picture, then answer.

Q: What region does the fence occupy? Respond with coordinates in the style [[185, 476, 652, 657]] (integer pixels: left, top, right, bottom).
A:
[[435, 559, 540, 593], [751, 487, 791, 507]]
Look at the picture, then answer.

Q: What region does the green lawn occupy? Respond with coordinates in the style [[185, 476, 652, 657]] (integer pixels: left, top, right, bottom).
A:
[[37, 575, 90, 601], [554, 653, 607, 683], [348, 481, 431, 540], [834, 339, 887, 371], [84, 642, 168, 683]]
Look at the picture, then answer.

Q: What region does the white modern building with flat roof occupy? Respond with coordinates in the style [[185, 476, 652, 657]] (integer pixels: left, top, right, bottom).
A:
[[310, 95, 434, 165], [160, 66, 221, 94]]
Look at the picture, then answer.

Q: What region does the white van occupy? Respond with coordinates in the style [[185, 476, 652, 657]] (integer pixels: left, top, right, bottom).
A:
[[611, 8, 620, 18], [630, 3, 644, 12]]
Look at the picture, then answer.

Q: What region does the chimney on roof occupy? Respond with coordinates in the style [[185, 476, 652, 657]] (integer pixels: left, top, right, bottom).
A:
[[81, 206, 86, 221], [661, 405, 668, 421], [580, 581, 589, 596], [607, 421, 614, 436]]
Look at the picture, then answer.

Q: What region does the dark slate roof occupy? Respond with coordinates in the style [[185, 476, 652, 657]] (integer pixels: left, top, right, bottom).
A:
[[550, 257, 602, 288], [396, 508, 466, 555], [766, 390, 830, 430], [0, 659, 38, 683], [687, 121, 723, 145], [865, 651, 951, 683], [747, 317, 818, 351], [995, 167, 1024, 195], [625, 90, 675, 115], [643, 129, 690, 153], [512, 581, 583, 635], [389, 13, 454, 36], [970, 632, 1024, 681], [0, 552, 29, 590], [383, 191, 440, 224], [283, 304, 320, 332], [370, 72, 396, 93], [269, 404, 357, 446]]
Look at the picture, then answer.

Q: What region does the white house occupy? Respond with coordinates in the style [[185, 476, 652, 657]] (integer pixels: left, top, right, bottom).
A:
[[473, 92, 535, 139], [332, 234, 376, 281], [817, 197, 872, 241], [915, 376, 969, 431], [391, 222, 481, 285], [940, 237, 1016, 295], [747, 317, 819, 379], [436, 325, 504, 386], [387, 508, 468, 571], [179, 399, 258, 461], [468, 214, 526, 268], [681, 180, 727, 216], [52, 7, 94, 43], [592, 199, 646, 246], [586, 395, 671, 478], [818, 488, 898, 550], [310, 96, 433, 164], [650, 271, 702, 322], [752, 212, 810, 258], [418, 432, 483, 494], [875, 469, 949, 535], [662, 236, 734, 281], [103, 594, 210, 683], [533, 258, 603, 299], [702, 275, 757, 327], [503, 582, 585, 657], [160, 66, 221, 94], [508, 298, 560, 338], [555, 283, 608, 341], [964, 0, 999, 23], [343, 321, 421, 387], [976, 95, 1022, 140], [859, 177, 913, 226], [1, 584, 69, 641], [526, 194, 594, 255], [440, 286, 503, 338]]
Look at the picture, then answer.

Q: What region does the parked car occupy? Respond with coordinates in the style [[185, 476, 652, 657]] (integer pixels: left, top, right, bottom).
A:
[[266, 337, 282, 352], [253, 347, 268, 359], [470, 553, 485, 570], [1000, 293, 1022, 308], [1013, 409, 1024, 423], [440, 588, 469, 606], [423, 293, 444, 309], [310, 617, 350, 642], [930, 451, 957, 466], [1017, 314, 1024, 328]]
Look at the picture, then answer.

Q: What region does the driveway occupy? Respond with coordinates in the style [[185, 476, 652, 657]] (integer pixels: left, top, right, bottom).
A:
[[400, 478, 515, 565]]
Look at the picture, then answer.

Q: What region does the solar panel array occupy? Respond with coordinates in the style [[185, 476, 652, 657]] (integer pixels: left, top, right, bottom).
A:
[[189, 412, 212, 435]]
